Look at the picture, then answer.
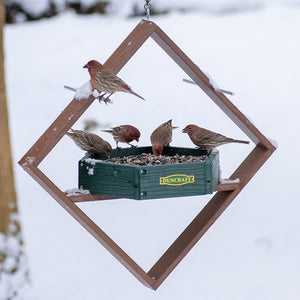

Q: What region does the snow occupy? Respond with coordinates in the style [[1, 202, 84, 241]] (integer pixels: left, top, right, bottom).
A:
[[65, 188, 90, 196], [87, 166, 94, 175], [21, 156, 36, 166], [0, 214, 36, 300], [219, 178, 240, 184], [84, 157, 100, 164], [20, 0, 50, 17], [268, 136, 279, 148], [92, 89, 101, 98], [112, 0, 300, 16], [204, 71, 235, 95], [12, 0, 300, 21], [74, 81, 92, 100], [4, 4, 300, 300]]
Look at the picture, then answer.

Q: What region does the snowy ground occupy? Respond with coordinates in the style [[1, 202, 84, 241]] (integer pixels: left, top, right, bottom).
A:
[[4, 3, 300, 300]]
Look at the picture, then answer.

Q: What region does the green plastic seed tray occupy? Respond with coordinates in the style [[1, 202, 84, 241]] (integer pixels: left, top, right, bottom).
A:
[[78, 147, 220, 200]]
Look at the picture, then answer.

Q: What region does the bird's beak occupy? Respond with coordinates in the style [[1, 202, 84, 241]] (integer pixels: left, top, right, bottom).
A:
[[182, 128, 188, 133], [172, 126, 178, 130], [105, 150, 111, 158], [135, 137, 139, 142], [83, 64, 88, 68]]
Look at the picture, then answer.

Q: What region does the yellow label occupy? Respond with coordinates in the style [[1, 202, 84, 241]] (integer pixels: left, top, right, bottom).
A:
[[160, 174, 194, 186]]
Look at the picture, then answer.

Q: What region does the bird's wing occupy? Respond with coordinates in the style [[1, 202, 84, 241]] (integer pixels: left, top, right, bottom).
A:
[[193, 129, 212, 142], [150, 124, 172, 145], [103, 70, 130, 90], [113, 126, 127, 135], [67, 130, 90, 151], [111, 126, 127, 141], [213, 134, 230, 143], [195, 129, 229, 145], [101, 70, 145, 99], [83, 132, 103, 147]]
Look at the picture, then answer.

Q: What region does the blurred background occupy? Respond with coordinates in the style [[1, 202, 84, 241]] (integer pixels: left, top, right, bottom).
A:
[[5, 0, 300, 23]]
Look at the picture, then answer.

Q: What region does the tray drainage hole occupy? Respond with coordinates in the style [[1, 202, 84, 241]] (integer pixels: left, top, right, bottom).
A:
[[140, 169, 147, 175], [140, 191, 147, 197], [207, 180, 211, 183]]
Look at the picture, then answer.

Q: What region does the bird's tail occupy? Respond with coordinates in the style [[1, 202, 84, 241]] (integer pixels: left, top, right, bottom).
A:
[[66, 128, 79, 134], [66, 128, 76, 138], [102, 129, 113, 134], [130, 90, 145, 100], [231, 139, 250, 144]]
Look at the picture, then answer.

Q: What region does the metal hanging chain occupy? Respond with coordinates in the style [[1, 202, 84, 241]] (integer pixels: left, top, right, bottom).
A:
[[144, 0, 151, 19]]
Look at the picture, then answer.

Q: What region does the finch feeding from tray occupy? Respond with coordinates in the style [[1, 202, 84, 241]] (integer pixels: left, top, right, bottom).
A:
[[150, 119, 178, 155], [66, 129, 112, 157], [102, 125, 141, 148]]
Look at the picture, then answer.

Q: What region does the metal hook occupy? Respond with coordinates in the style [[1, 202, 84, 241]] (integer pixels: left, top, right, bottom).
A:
[[144, 0, 151, 19]]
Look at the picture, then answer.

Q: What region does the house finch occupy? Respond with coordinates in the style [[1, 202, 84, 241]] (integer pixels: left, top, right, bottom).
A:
[[83, 60, 145, 102], [150, 119, 178, 155], [66, 129, 112, 157], [182, 124, 249, 150], [102, 125, 141, 148]]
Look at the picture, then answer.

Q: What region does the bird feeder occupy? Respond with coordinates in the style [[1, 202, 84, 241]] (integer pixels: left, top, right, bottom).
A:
[[79, 147, 220, 200], [18, 19, 276, 290]]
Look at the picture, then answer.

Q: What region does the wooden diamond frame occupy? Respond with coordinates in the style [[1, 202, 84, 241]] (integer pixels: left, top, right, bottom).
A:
[[18, 20, 276, 290]]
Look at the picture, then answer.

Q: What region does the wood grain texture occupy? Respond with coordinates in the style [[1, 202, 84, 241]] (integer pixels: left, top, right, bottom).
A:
[[0, 1, 18, 233]]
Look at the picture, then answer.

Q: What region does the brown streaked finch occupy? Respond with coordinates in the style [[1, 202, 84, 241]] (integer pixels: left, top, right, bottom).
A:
[[182, 124, 249, 150], [66, 129, 112, 157], [150, 119, 178, 155], [102, 125, 141, 148], [83, 60, 145, 103]]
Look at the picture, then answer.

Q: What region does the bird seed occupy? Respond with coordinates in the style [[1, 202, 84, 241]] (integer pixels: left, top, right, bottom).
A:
[[105, 153, 208, 166]]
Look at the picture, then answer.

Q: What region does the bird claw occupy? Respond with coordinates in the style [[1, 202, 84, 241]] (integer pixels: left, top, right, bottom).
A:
[[96, 94, 113, 105], [198, 147, 211, 155], [103, 97, 113, 105], [130, 144, 137, 148]]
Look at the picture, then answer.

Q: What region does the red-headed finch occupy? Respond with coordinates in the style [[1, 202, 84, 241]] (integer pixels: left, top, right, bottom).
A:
[[182, 124, 249, 150], [102, 125, 141, 148], [83, 60, 145, 102], [150, 119, 178, 155], [66, 129, 112, 157]]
